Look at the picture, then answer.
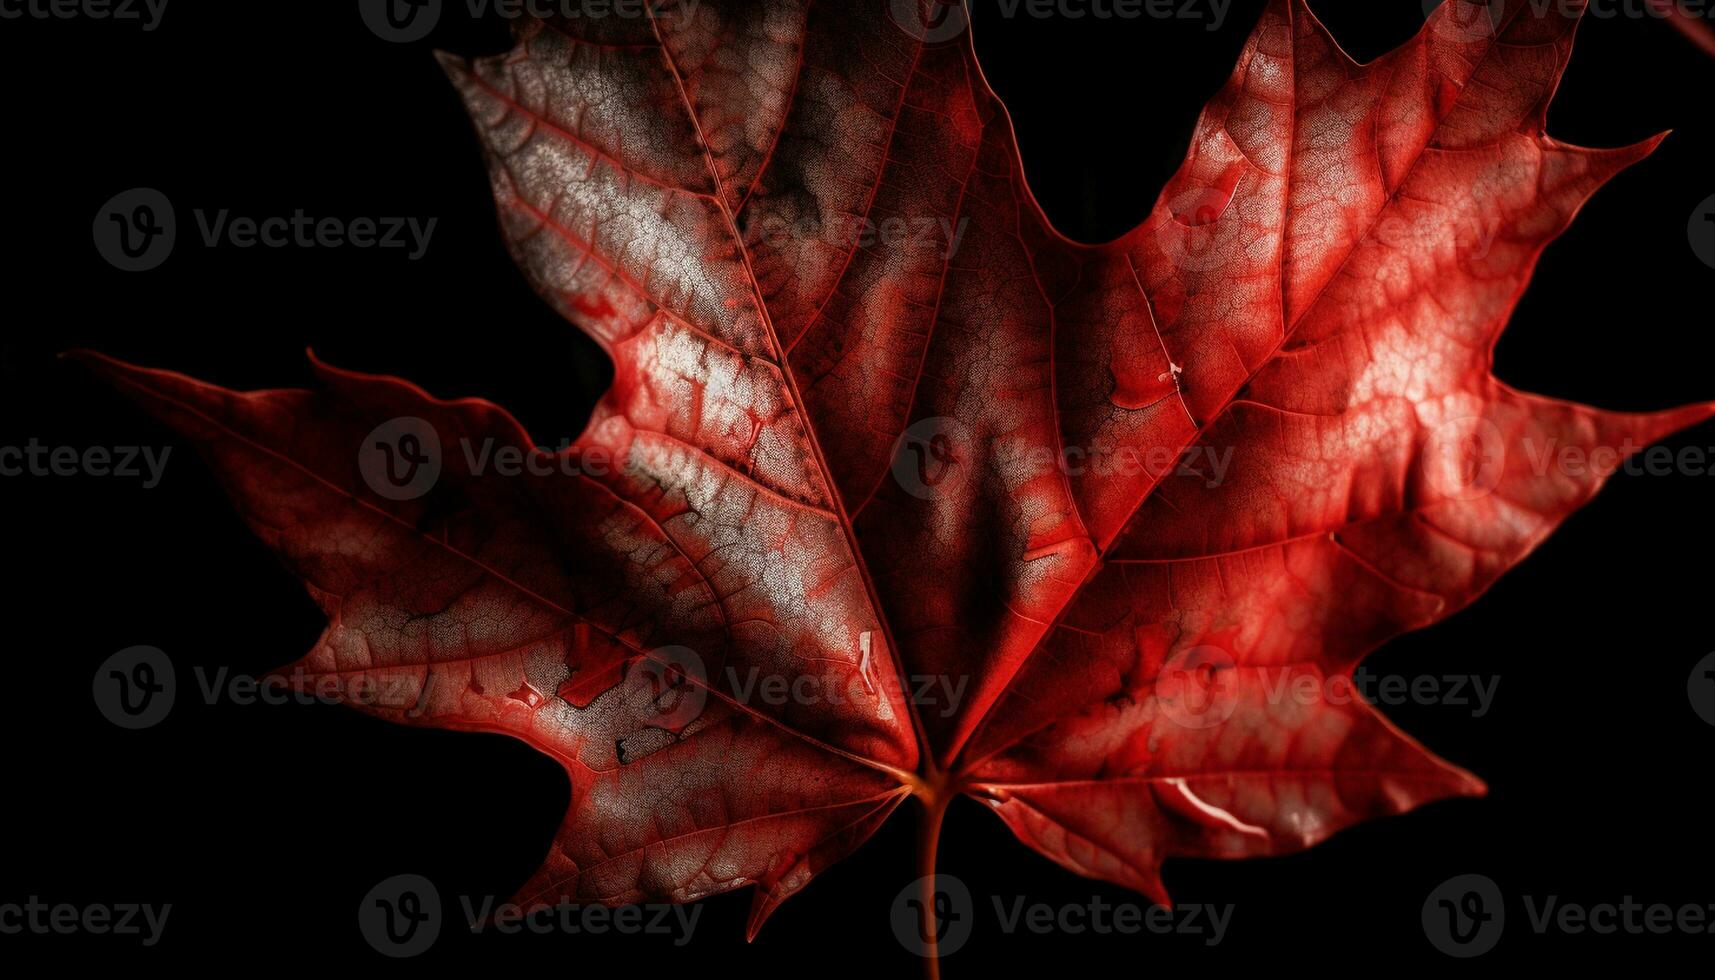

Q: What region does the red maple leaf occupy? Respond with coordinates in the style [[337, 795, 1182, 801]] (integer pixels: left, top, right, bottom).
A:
[[81, 0, 1711, 967]]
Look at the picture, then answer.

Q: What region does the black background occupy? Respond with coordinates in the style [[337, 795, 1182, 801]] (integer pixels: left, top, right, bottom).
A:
[[2, 0, 1713, 973]]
